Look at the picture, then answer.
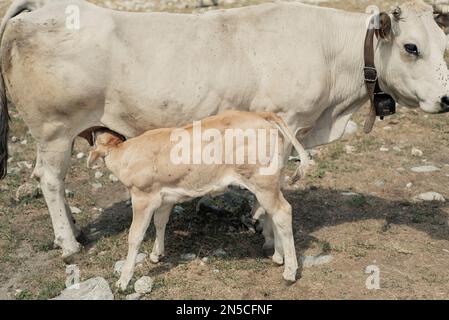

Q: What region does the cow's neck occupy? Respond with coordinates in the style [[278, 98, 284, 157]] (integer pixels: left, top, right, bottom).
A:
[[303, 13, 379, 148]]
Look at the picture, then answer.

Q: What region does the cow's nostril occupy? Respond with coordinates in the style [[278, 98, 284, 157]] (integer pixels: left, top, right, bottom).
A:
[[441, 96, 449, 107]]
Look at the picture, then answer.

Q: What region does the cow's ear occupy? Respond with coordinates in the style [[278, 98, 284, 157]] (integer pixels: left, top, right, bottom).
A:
[[435, 14, 449, 35], [378, 12, 392, 40]]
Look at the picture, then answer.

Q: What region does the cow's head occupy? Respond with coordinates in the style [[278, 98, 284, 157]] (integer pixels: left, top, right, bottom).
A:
[[375, 0, 449, 113]]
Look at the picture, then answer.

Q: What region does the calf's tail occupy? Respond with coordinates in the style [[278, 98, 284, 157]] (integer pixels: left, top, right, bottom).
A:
[[0, 0, 43, 178], [263, 113, 310, 183]]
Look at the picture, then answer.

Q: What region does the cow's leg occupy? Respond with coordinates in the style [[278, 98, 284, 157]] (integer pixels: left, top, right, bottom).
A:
[[117, 192, 162, 291], [251, 200, 275, 256], [38, 140, 81, 260], [150, 204, 173, 264], [256, 191, 297, 282]]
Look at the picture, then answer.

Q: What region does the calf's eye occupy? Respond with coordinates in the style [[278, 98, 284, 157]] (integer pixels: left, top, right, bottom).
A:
[[404, 44, 419, 56]]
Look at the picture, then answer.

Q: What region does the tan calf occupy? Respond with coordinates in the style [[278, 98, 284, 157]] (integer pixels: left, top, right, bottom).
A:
[[87, 110, 309, 290]]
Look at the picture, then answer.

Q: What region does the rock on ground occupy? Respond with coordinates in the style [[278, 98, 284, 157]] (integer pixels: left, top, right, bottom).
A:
[[114, 261, 125, 275], [94, 171, 104, 179], [126, 293, 141, 300], [76, 152, 85, 159], [134, 276, 153, 294], [70, 207, 82, 214], [300, 255, 334, 268], [410, 165, 439, 173], [411, 147, 423, 157], [414, 192, 445, 202], [180, 253, 196, 261], [53, 277, 114, 300], [109, 174, 119, 182]]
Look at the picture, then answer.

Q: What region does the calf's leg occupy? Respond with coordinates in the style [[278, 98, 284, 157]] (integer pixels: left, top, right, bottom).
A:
[[256, 191, 297, 282], [150, 204, 173, 263], [117, 192, 162, 291]]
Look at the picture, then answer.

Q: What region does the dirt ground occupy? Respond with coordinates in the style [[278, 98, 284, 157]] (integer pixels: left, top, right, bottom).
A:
[[0, 0, 448, 300]]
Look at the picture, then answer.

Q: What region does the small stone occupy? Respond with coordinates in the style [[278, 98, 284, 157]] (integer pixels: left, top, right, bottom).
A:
[[379, 146, 389, 152], [213, 269, 220, 274], [109, 174, 119, 182], [213, 248, 227, 257], [136, 253, 147, 265], [414, 192, 445, 202], [20, 140, 27, 145], [76, 152, 85, 160], [411, 148, 423, 157], [11, 136, 19, 143], [180, 253, 196, 261], [201, 257, 209, 263], [126, 293, 141, 300], [341, 192, 358, 196], [114, 260, 125, 275], [374, 180, 385, 188], [410, 165, 439, 173], [92, 183, 103, 190], [94, 171, 104, 179], [134, 276, 153, 294], [382, 126, 392, 130], [300, 254, 334, 268], [406, 182, 413, 188], [344, 145, 356, 154], [392, 146, 401, 152], [70, 207, 82, 214]]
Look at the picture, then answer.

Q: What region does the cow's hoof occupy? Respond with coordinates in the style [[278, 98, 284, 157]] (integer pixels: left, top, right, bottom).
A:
[[282, 270, 297, 284], [61, 242, 83, 264], [262, 242, 275, 257], [149, 253, 161, 264], [272, 252, 284, 266]]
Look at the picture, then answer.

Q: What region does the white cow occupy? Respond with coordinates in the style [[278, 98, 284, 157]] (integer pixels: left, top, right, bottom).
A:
[[1, 0, 449, 260]]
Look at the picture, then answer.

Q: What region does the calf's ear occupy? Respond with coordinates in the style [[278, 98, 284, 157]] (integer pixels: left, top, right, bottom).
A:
[[87, 151, 101, 168], [435, 14, 449, 35], [377, 12, 392, 40]]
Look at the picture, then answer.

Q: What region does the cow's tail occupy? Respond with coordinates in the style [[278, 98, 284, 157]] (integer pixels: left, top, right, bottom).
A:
[[264, 113, 310, 184], [0, 0, 42, 178]]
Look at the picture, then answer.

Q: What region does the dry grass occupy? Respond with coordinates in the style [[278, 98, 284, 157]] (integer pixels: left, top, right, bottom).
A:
[[1, 0, 449, 300]]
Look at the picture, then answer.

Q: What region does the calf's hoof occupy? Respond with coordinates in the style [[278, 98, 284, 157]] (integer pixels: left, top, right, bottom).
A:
[[149, 253, 162, 264], [116, 278, 131, 292], [262, 242, 275, 257]]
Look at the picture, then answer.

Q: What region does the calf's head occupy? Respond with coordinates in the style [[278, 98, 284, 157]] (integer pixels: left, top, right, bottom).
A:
[[375, 0, 449, 113], [87, 130, 124, 168]]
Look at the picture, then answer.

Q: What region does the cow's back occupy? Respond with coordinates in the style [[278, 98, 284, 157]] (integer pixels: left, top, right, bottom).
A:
[[1, 1, 338, 140]]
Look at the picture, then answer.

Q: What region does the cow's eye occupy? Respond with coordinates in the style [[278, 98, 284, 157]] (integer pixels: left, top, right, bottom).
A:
[[404, 44, 419, 56]]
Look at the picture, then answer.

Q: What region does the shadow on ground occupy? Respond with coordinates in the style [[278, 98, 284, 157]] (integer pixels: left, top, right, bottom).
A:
[[81, 187, 449, 278]]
